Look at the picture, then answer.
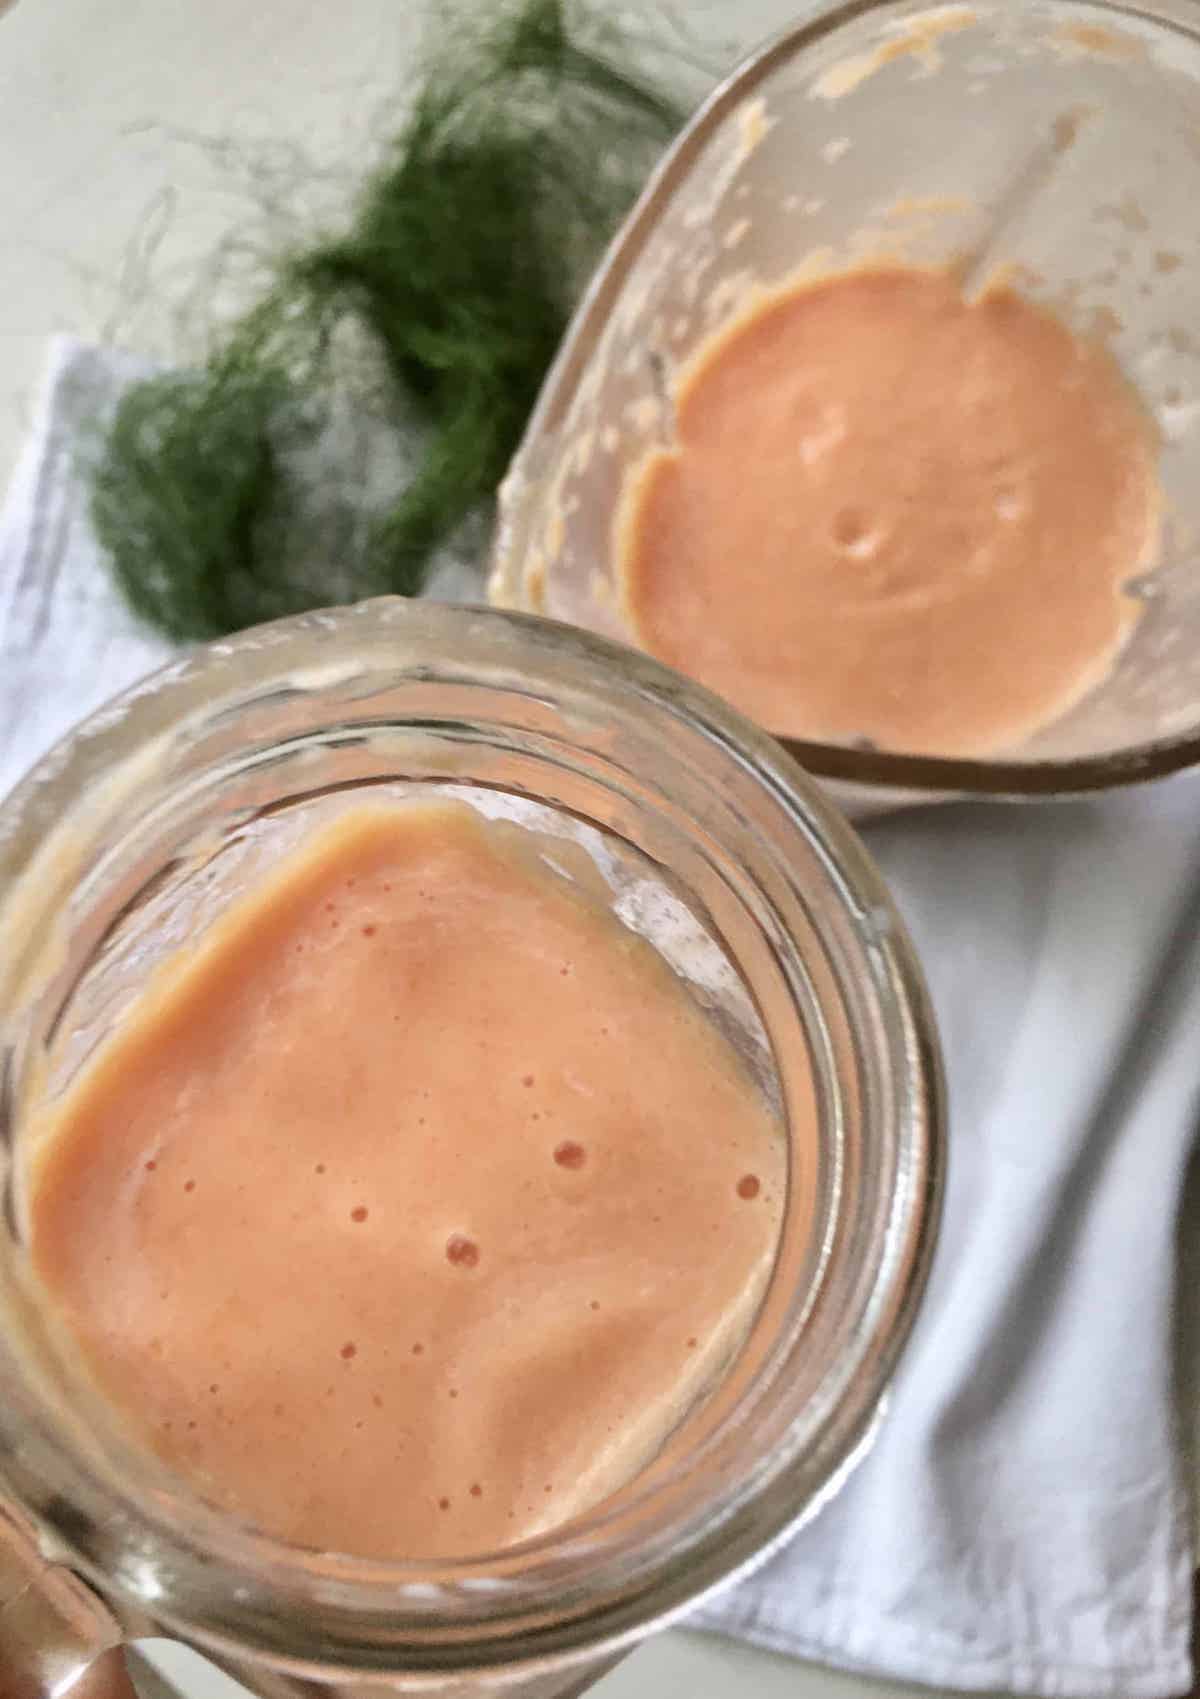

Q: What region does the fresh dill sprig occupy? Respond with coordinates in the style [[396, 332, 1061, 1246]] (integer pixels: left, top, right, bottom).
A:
[[89, 0, 686, 642]]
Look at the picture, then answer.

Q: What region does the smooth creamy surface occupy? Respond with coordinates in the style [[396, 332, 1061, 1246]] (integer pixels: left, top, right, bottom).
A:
[[619, 265, 1161, 757], [28, 803, 787, 1560]]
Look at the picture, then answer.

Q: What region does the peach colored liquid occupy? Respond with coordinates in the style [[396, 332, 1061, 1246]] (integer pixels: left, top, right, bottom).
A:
[[28, 803, 789, 1559], [619, 265, 1160, 757]]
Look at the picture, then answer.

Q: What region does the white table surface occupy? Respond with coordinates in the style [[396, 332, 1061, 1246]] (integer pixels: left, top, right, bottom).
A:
[[2, 1, 1197, 1695]]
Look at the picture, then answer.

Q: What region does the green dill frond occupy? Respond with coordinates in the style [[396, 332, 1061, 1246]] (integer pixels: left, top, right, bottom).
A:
[[89, 0, 686, 641]]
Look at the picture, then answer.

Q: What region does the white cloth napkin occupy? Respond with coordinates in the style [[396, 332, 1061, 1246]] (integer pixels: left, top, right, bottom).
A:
[[4, 337, 1199, 1699]]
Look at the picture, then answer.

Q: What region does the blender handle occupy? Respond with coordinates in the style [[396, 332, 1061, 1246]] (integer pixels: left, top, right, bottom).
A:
[[0, 1500, 140, 1699]]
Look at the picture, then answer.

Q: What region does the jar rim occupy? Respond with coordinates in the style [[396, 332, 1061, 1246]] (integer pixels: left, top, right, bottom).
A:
[[0, 599, 944, 1681]]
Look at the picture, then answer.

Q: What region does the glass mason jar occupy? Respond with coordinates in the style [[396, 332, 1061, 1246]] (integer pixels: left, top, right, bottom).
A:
[[0, 600, 942, 1697]]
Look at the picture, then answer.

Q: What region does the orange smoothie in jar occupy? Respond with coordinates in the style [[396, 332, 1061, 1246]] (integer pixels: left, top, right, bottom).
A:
[[618, 264, 1161, 757], [27, 801, 792, 1560]]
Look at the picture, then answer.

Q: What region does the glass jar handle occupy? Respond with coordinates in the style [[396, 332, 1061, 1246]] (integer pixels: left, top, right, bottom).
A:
[[0, 1500, 140, 1698]]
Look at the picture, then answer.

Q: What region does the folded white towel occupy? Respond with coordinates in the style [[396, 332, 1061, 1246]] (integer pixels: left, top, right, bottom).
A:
[[4, 337, 1197, 1699]]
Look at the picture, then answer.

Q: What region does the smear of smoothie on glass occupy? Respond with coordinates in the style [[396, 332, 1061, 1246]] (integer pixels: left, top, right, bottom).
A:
[[618, 264, 1160, 757], [28, 802, 793, 1560]]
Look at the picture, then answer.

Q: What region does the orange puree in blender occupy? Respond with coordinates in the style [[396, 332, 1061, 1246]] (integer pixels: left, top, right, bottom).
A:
[[619, 265, 1160, 757], [28, 803, 788, 1559]]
